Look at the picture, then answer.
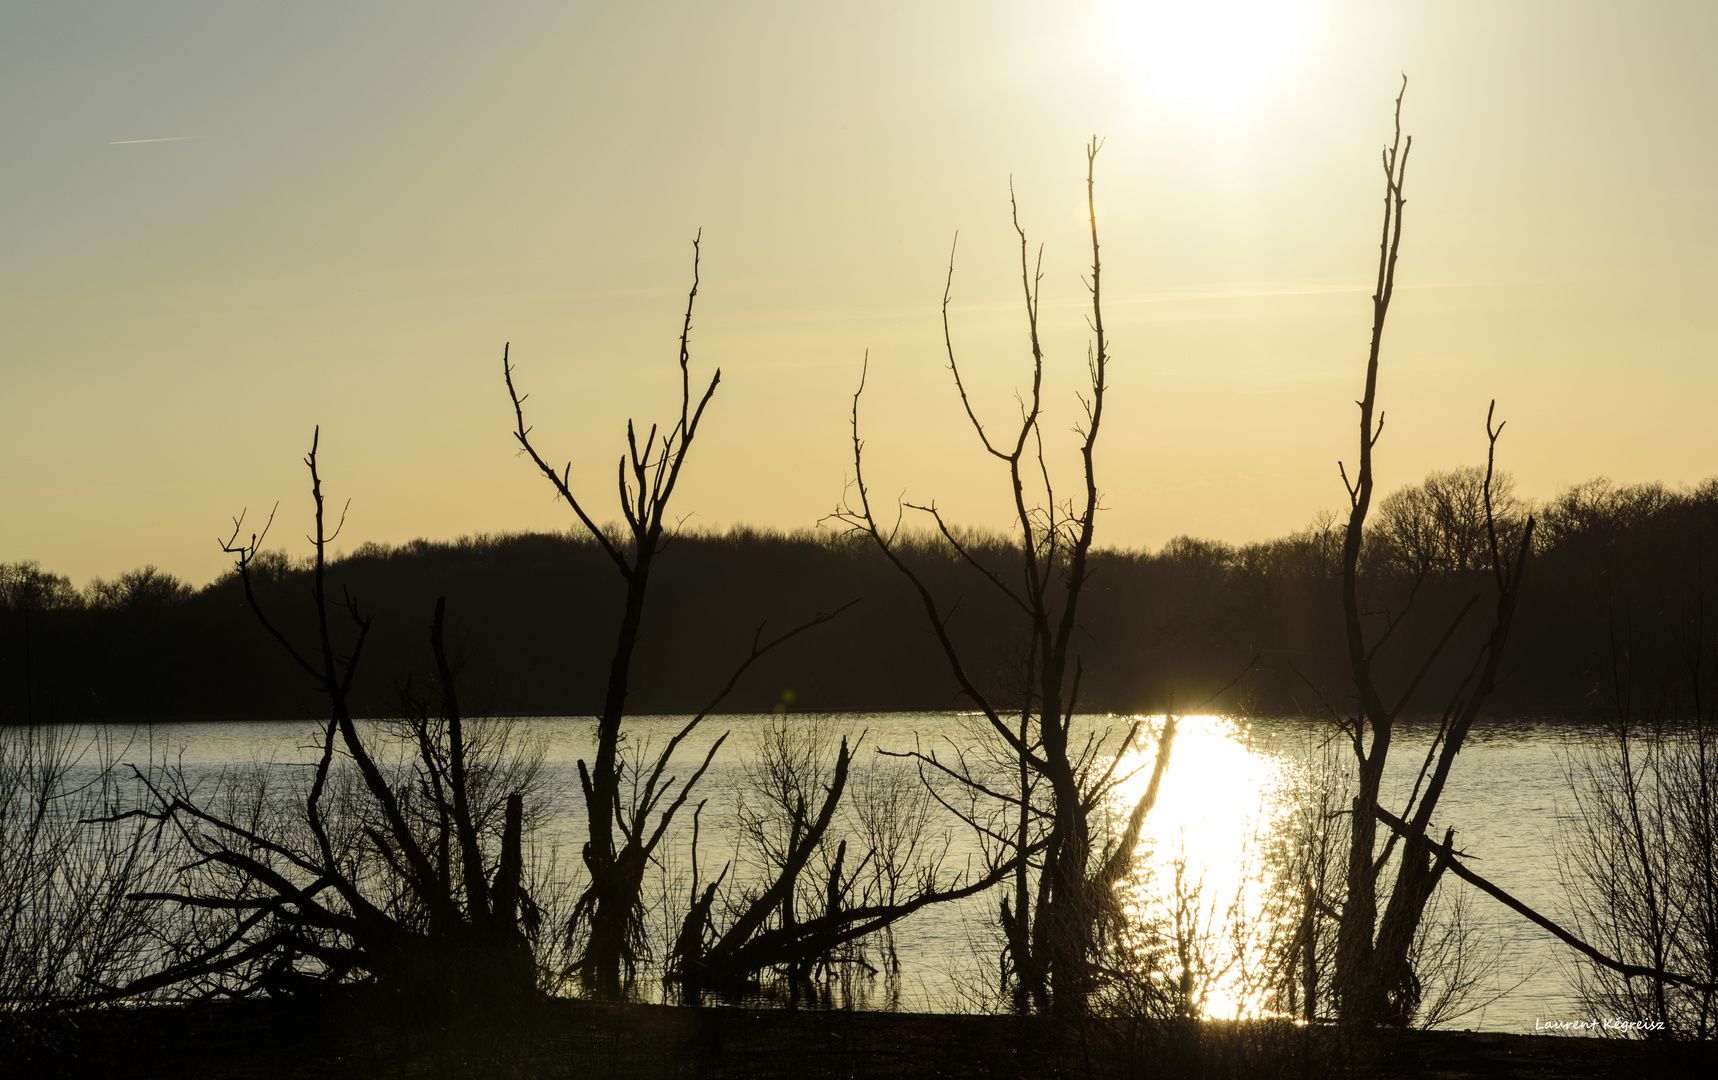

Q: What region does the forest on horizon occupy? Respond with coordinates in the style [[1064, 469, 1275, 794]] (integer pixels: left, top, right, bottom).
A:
[[2, 469, 1713, 725]]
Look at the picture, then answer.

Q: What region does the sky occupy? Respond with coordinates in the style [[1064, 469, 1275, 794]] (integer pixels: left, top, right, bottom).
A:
[[3, 0, 1716, 587]]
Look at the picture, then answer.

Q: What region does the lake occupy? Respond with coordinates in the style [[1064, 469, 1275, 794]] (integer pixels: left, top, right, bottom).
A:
[[87, 711, 1608, 1032]]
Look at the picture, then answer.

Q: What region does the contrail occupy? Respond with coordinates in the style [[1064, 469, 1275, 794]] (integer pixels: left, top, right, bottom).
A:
[[109, 135, 207, 145]]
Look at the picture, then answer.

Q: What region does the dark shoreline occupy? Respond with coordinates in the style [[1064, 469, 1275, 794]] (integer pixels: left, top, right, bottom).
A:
[[13, 485, 1715, 726], [5, 997, 1696, 1079]]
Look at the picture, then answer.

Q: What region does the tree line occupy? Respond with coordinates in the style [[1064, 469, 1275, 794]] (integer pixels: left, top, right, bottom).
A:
[[0, 472, 1711, 725]]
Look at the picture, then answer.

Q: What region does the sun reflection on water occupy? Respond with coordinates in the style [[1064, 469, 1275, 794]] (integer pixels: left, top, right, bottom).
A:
[[1109, 714, 1303, 1018]]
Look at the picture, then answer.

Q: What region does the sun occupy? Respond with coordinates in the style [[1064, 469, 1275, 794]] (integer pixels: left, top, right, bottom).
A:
[[1109, 0, 1310, 114]]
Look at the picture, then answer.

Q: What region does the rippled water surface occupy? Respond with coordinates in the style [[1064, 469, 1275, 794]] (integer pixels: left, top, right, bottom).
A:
[[103, 712, 1604, 1032]]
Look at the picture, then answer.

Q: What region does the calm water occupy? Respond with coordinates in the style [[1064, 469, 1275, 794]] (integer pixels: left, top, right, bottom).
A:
[[98, 712, 1604, 1031]]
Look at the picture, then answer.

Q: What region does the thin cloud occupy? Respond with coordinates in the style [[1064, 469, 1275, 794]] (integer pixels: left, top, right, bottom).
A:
[[109, 135, 208, 145]]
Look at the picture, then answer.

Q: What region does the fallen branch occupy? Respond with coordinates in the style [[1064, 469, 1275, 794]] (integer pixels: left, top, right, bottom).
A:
[[1373, 805, 1718, 993]]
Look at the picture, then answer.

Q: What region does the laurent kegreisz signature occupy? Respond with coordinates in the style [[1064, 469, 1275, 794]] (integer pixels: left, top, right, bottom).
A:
[[1534, 1017, 1666, 1032]]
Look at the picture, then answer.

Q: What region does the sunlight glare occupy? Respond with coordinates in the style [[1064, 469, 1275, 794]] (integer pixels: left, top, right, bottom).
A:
[[1113, 715, 1300, 1018], [1110, 0, 1309, 113]]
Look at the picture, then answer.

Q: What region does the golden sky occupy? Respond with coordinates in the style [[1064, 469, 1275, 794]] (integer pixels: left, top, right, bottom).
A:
[[3, 1, 1715, 586]]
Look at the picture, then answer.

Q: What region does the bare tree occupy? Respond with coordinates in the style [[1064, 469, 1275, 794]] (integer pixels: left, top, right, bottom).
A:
[[1371, 466, 1525, 579], [100, 432, 545, 1006], [1557, 496, 1718, 1039], [503, 236, 852, 998], [828, 141, 1199, 1017], [1273, 81, 1718, 1034], [1275, 734, 1519, 1028], [1316, 81, 1538, 1025], [0, 726, 164, 1011], [666, 718, 1008, 1004]]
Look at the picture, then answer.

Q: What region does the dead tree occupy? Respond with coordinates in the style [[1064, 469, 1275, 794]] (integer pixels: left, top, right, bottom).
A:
[[667, 729, 1017, 1003], [1315, 81, 1538, 1025], [102, 431, 541, 1006], [1313, 93, 1718, 1024], [828, 141, 1188, 1017], [503, 235, 851, 998]]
